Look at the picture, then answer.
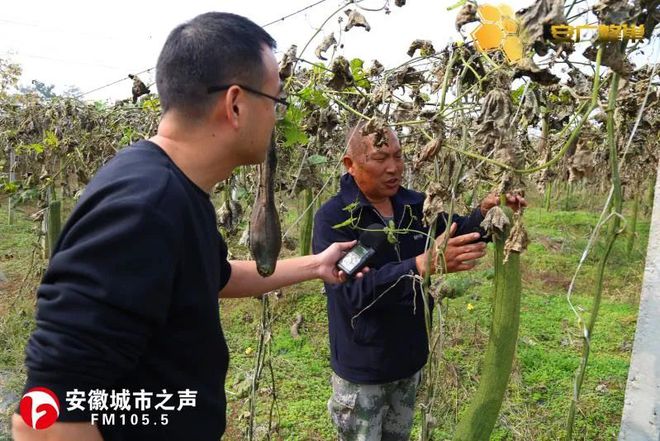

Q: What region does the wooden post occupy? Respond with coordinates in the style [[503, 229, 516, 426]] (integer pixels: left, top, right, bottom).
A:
[[8, 145, 16, 225], [46, 199, 62, 257], [299, 188, 313, 256]]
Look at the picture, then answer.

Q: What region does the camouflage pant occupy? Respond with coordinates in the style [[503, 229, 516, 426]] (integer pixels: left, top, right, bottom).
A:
[[327, 371, 421, 441]]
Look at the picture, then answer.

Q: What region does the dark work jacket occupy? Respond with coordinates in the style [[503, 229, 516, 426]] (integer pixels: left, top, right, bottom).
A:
[[312, 174, 485, 384]]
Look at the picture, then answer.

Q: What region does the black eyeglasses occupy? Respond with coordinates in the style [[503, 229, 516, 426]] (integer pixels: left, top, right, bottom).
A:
[[207, 84, 288, 119]]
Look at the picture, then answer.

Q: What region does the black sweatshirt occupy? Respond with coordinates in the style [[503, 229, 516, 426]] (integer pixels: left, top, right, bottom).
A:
[[312, 174, 485, 384], [19, 140, 232, 440]]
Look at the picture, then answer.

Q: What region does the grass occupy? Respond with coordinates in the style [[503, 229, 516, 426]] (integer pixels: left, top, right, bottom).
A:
[[0, 188, 652, 440]]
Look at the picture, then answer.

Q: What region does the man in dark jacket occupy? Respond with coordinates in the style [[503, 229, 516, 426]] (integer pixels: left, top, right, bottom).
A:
[[312, 123, 525, 440]]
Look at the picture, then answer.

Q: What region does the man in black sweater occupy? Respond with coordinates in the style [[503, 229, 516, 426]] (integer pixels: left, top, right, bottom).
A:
[[312, 123, 525, 440], [13, 12, 361, 441]]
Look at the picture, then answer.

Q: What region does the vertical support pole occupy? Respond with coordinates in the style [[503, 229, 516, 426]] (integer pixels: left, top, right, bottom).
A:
[[8, 145, 16, 225], [46, 199, 62, 257]]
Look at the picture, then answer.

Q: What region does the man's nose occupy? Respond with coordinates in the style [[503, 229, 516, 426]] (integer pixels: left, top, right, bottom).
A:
[[385, 158, 399, 173]]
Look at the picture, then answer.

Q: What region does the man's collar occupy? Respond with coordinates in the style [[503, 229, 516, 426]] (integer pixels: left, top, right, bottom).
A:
[[338, 173, 424, 209]]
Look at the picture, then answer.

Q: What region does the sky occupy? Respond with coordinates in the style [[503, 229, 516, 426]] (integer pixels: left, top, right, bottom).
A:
[[1, 0, 658, 102]]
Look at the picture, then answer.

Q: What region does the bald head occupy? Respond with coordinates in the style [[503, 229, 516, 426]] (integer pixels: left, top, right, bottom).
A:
[[342, 120, 404, 204]]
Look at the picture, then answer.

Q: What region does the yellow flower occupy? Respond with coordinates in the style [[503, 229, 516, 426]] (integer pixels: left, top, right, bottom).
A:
[[467, 303, 475, 312], [245, 347, 253, 355]]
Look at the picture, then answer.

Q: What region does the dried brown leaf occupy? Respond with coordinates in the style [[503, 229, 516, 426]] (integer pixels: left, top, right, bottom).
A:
[[368, 60, 384, 77], [504, 214, 529, 261], [413, 138, 443, 171], [327, 56, 354, 90], [514, 58, 560, 85], [515, 0, 568, 56], [583, 43, 634, 78], [407, 39, 436, 57], [279, 45, 297, 81], [361, 117, 389, 147], [314, 33, 336, 60], [456, 2, 479, 31], [423, 183, 447, 225], [344, 9, 371, 32], [480, 205, 510, 236]]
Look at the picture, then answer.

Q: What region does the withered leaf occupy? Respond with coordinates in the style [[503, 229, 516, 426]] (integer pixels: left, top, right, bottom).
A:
[[279, 45, 297, 81], [480, 206, 511, 236], [513, 58, 560, 85], [593, 0, 635, 24], [568, 143, 594, 182], [327, 56, 354, 90], [423, 183, 446, 226], [361, 117, 389, 147], [407, 39, 436, 58], [413, 137, 443, 171], [515, 0, 568, 56], [368, 59, 384, 77], [314, 33, 336, 60], [387, 66, 425, 89], [583, 43, 634, 78], [456, 2, 479, 31], [504, 214, 529, 261], [344, 9, 371, 32], [475, 84, 513, 154]]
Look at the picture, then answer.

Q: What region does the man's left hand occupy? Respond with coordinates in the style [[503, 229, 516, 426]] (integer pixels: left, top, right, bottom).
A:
[[480, 192, 527, 216]]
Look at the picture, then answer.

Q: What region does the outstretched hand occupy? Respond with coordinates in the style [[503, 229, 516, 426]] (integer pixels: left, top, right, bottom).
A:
[[416, 223, 487, 277], [316, 241, 369, 284]]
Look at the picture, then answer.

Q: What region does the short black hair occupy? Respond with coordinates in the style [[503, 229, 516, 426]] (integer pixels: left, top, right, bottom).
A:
[[156, 12, 276, 116]]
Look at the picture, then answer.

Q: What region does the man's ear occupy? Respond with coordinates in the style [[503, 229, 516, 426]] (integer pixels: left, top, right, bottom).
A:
[[343, 156, 355, 175], [222, 86, 241, 129]]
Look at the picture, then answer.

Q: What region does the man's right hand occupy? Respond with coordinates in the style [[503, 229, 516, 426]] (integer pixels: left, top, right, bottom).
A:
[[415, 223, 487, 277]]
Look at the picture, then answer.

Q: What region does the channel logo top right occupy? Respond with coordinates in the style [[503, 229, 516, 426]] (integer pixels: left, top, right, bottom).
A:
[[470, 3, 646, 63]]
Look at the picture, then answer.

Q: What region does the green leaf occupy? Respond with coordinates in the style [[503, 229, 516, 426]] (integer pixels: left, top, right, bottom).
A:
[[278, 105, 309, 148], [16, 143, 44, 154], [312, 63, 331, 80], [342, 201, 360, 212], [349, 58, 371, 90], [298, 85, 329, 107], [349, 58, 364, 72], [0, 181, 18, 194], [386, 220, 398, 244], [447, 0, 467, 11], [43, 130, 59, 148], [307, 154, 328, 165], [332, 218, 354, 229], [140, 97, 161, 112], [511, 84, 526, 106]]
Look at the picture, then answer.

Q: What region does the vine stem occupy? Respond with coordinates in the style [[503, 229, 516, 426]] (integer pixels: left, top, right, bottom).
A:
[[418, 44, 601, 175], [564, 66, 622, 441], [284, 0, 355, 91]]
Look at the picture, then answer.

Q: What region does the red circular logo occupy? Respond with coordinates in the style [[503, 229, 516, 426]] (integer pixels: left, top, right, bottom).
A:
[[19, 387, 60, 430]]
